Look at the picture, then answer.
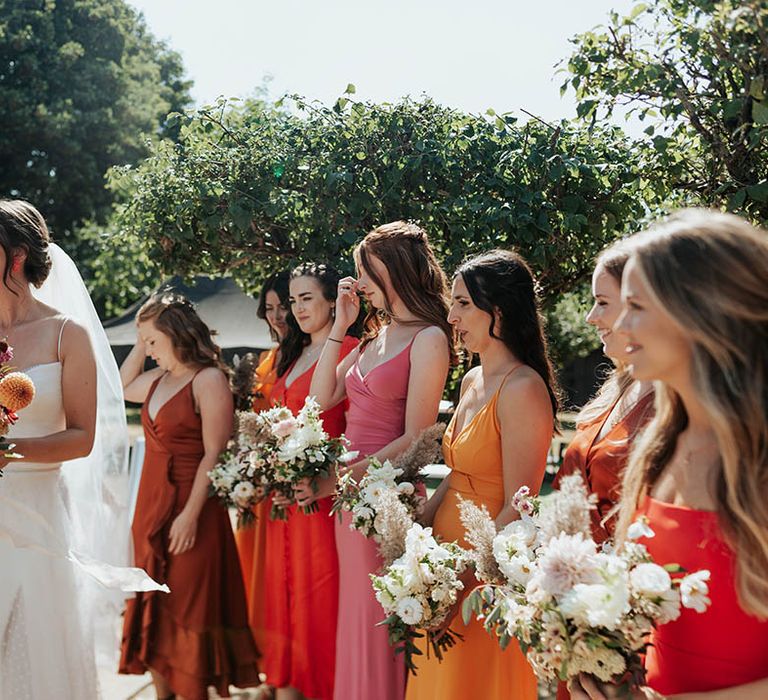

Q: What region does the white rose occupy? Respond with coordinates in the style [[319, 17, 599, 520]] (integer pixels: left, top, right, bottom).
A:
[[630, 562, 672, 597], [560, 579, 630, 630], [396, 596, 424, 625], [232, 481, 256, 508]]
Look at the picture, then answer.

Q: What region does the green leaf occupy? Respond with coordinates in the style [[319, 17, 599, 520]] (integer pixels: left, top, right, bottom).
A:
[[750, 76, 765, 101], [629, 3, 648, 20], [747, 181, 768, 203], [752, 100, 768, 125], [345, 83, 356, 95]]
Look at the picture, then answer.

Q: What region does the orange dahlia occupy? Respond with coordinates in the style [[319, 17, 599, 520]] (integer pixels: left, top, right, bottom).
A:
[[0, 372, 35, 412]]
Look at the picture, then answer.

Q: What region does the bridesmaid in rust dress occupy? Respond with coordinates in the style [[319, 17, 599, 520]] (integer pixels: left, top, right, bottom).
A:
[[235, 271, 290, 656], [119, 293, 259, 700], [553, 242, 653, 546]]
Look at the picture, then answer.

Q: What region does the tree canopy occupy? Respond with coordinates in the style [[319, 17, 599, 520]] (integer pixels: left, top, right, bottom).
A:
[[0, 0, 192, 249], [563, 0, 768, 224], [111, 92, 656, 306]]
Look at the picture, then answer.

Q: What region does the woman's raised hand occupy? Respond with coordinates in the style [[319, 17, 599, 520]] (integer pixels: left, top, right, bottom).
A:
[[333, 277, 361, 335]]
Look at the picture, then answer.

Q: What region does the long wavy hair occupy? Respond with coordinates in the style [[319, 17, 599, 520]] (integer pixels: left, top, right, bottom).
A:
[[257, 270, 290, 342], [136, 292, 228, 374], [354, 221, 457, 364], [277, 262, 341, 378], [615, 209, 768, 619], [456, 249, 560, 423], [577, 240, 637, 426]]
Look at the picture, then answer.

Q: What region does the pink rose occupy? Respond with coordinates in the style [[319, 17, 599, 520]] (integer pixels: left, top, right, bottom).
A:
[[271, 416, 298, 439]]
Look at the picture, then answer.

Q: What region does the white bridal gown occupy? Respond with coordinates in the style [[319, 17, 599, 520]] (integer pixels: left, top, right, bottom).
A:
[[0, 362, 100, 699]]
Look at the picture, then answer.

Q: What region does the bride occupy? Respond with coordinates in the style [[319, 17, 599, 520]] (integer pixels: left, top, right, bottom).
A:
[[0, 200, 165, 699]]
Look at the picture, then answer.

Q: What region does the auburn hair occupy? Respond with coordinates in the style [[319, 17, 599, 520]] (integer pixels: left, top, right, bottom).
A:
[[136, 293, 229, 374], [354, 221, 457, 364]]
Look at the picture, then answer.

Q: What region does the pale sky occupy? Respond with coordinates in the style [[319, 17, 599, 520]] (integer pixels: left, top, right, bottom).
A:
[[130, 0, 634, 123]]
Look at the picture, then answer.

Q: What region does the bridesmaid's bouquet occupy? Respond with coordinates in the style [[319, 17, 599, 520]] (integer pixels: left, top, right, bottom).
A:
[[0, 340, 36, 472], [460, 474, 712, 693], [331, 423, 444, 560], [210, 397, 353, 521], [371, 522, 469, 674]]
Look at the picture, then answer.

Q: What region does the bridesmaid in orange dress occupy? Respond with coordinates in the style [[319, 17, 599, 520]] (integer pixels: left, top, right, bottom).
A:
[[406, 250, 559, 700], [119, 294, 259, 700], [571, 210, 768, 700], [235, 271, 289, 656], [554, 242, 654, 545], [262, 263, 358, 700]]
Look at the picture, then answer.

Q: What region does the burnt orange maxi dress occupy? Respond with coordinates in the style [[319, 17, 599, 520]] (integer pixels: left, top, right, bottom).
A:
[[262, 336, 358, 700], [235, 347, 279, 650], [552, 391, 654, 700], [553, 392, 654, 544], [405, 370, 538, 700], [119, 372, 260, 700]]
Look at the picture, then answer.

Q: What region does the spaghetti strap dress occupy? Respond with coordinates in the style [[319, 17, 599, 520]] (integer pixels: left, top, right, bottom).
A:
[[635, 496, 768, 695], [119, 372, 260, 700], [405, 373, 538, 700], [334, 334, 424, 700], [261, 335, 357, 700], [554, 392, 654, 544]]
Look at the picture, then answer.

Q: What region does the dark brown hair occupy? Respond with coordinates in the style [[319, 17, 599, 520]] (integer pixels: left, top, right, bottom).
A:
[[277, 262, 343, 377], [0, 200, 52, 290], [136, 292, 228, 373], [257, 270, 290, 342], [456, 249, 560, 422], [354, 221, 457, 364]]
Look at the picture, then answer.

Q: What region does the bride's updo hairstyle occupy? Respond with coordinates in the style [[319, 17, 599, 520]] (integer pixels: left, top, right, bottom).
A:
[[0, 199, 53, 289], [137, 292, 228, 373]]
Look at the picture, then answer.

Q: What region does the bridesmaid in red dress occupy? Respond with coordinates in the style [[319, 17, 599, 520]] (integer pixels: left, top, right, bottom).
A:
[[571, 210, 768, 700], [307, 222, 454, 700], [119, 294, 259, 700], [235, 271, 289, 657], [262, 263, 357, 700], [554, 242, 654, 546]]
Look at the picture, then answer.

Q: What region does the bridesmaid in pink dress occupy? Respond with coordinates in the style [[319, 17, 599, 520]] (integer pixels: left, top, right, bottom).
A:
[[303, 222, 455, 700], [571, 210, 768, 700]]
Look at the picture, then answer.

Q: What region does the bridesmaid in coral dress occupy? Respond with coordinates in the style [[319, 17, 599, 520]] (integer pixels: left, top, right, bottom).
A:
[[406, 250, 558, 700], [235, 271, 289, 656], [261, 263, 357, 700], [553, 242, 654, 546], [119, 294, 259, 700], [308, 222, 453, 700], [571, 210, 768, 700]]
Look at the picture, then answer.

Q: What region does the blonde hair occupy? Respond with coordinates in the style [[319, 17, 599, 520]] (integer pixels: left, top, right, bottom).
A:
[[615, 209, 768, 618], [577, 240, 635, 426]]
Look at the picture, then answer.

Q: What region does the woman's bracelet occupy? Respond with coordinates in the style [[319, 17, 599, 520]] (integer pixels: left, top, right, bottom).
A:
[[327, 336, 344, 344]]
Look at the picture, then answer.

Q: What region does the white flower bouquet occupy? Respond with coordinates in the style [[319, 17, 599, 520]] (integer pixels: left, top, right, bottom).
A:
[[370, 522, 469, 674], [209, 396, 352, 522], [460, 474, 712, 692], [331, 423, 443, 562]]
